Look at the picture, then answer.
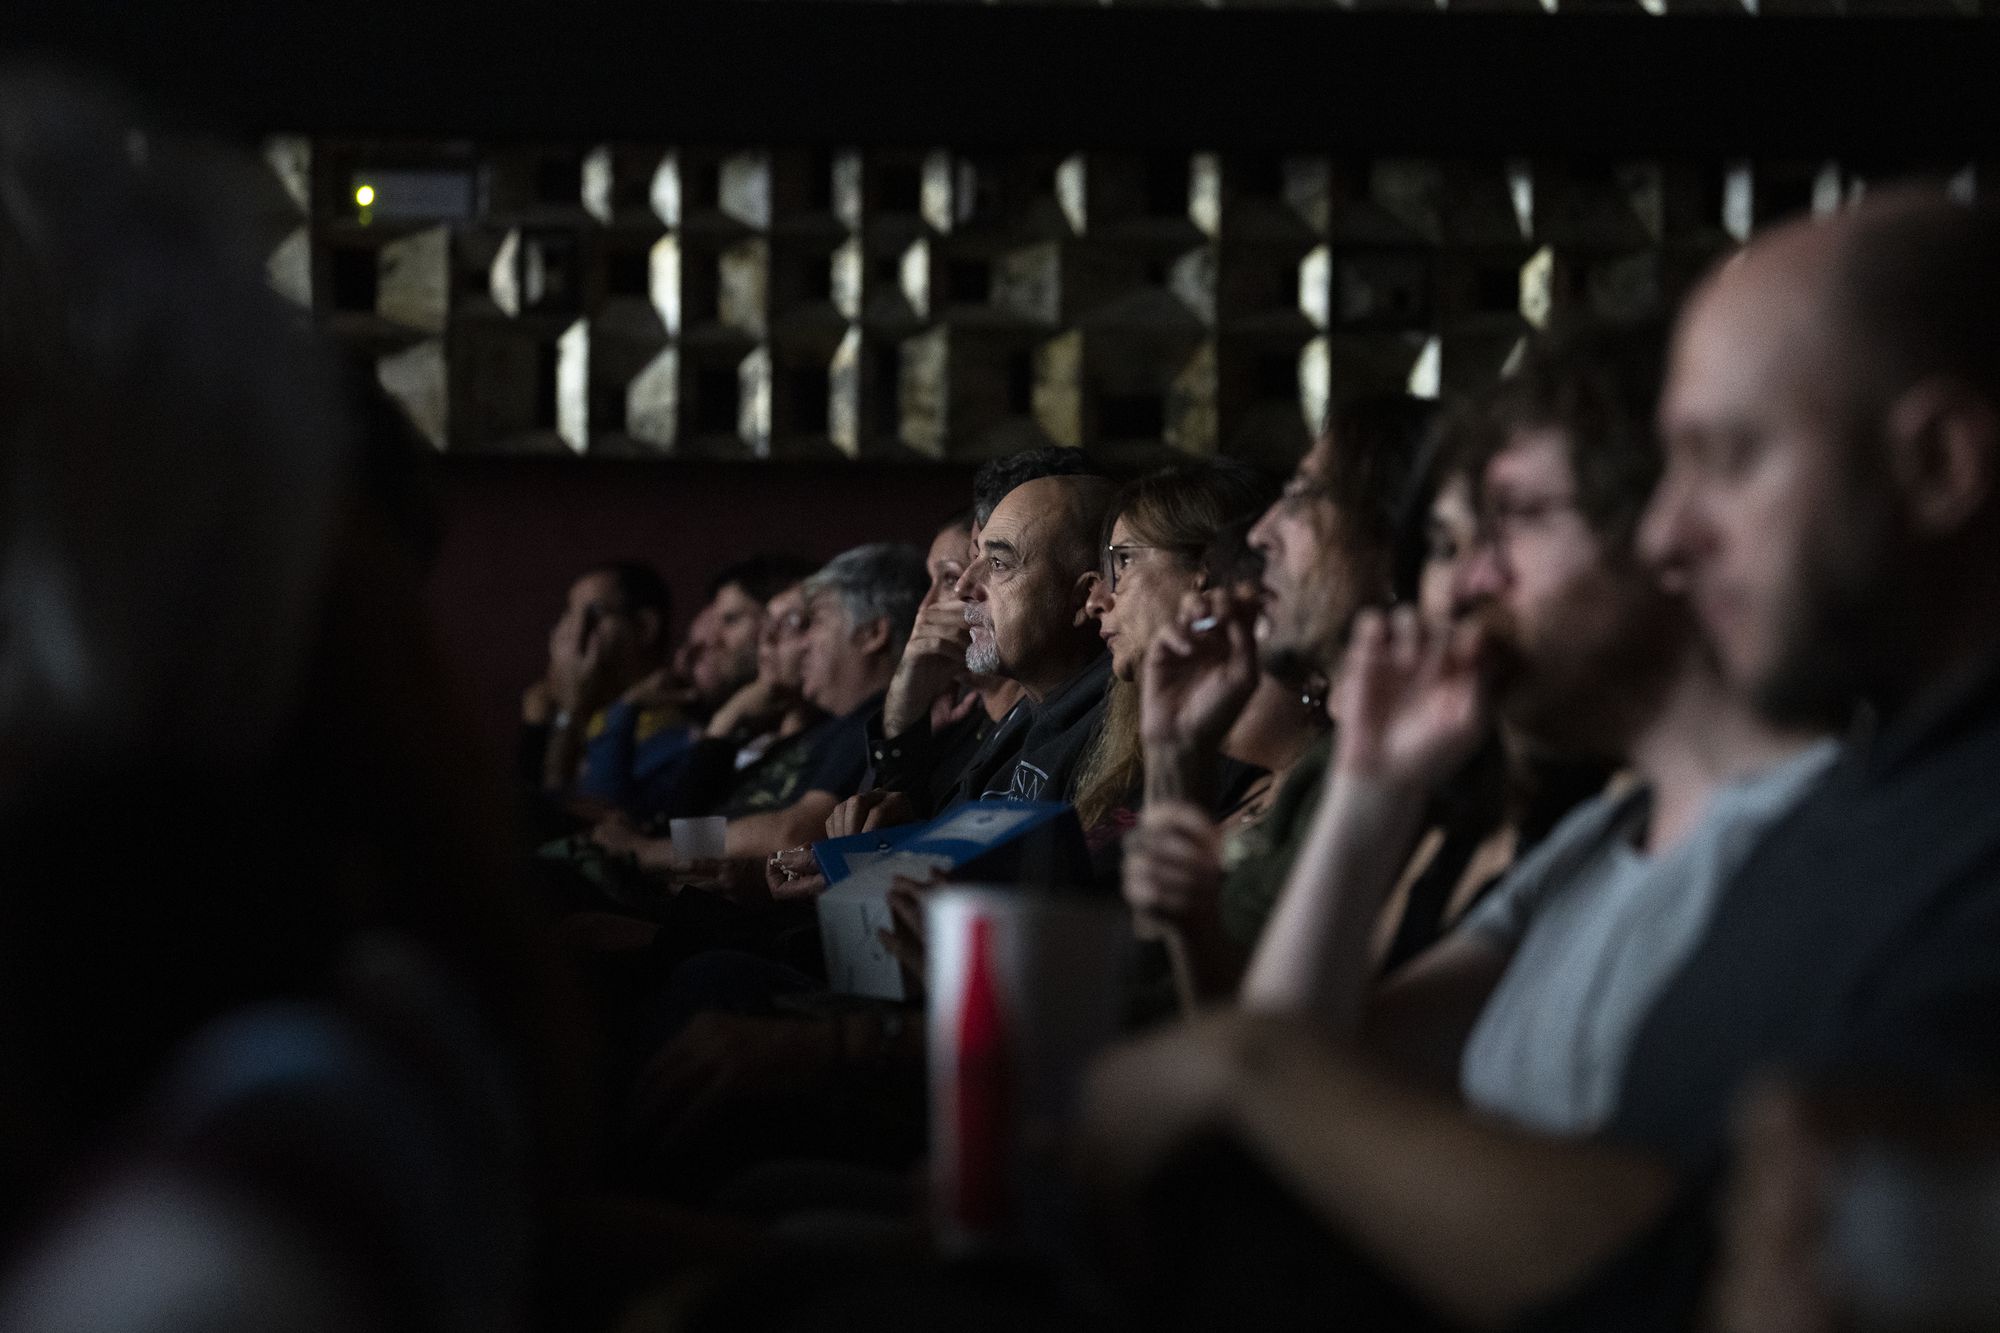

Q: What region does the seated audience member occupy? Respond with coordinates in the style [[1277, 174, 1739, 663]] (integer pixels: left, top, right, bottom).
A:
[[1072, 461, 1281, 850], [970, 445, 1109, 535], [545, 584, 822, 1013], [0, 71, 572, 1328], [689, 555, 821, 709], [1118, 519, 1331, 1002], [1117, 396, 1437, 983], [1361, 449, 1604, 975], [593, 543, 929, 871], [520, 560, 675, 809], [619, 481, 1121, 1183], [693, 578, 820, 774], [1237, 323, 1837, 1128], [823, 456, 1110, 837], [580, 555, 818, 817], [593, 577, 826, 831], [673, 600, 716, 696], [866, 511, 1027, 821], [862, 473, 1119, 818], [1081, 192, 2000, 1331]]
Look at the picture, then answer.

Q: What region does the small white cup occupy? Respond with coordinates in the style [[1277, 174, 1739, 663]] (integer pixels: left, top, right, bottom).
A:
[[668, 816, 727, 866]]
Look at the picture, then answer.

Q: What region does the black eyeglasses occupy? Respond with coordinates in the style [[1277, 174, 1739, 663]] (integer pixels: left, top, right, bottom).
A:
[[1102, 543, 1194, 594]]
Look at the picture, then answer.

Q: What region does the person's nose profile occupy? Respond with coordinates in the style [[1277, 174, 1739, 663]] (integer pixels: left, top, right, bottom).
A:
[[954, 561, 984, 602], [1453, 539, 1507, 606], [1636, 473, 1706, 585], [1083, 571, 1112, 620]]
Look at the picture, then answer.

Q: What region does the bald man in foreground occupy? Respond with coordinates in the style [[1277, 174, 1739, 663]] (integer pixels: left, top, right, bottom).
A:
[[1079, 192, 2000, 1331]]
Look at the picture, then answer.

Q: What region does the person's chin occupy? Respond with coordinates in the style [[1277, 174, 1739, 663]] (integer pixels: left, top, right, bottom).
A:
[[966, 636, 1002, 677]]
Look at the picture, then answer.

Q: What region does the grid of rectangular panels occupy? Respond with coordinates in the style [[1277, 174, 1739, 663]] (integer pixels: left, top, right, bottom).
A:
[[266, 142, 1983, 461]]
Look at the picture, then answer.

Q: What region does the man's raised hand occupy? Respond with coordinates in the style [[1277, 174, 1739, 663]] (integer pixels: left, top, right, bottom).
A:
[[1331, 606, 1491, 792], [1140, 589, 1260, 755], [882, 601, 975, 737]]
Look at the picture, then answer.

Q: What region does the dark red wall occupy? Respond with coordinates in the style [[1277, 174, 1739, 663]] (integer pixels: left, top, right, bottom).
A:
[[424, 458, 976, 765]]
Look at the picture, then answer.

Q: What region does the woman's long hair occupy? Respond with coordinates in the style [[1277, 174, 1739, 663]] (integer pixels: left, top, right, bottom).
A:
[[1072, 460, 1279, 830]]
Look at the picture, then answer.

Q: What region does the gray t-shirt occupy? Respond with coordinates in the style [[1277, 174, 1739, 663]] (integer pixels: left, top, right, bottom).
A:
[[1457, 739, 1840, 1136]]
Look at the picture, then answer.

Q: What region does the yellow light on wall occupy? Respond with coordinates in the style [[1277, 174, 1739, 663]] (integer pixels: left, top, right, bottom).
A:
[[354, 184, 377, 207]]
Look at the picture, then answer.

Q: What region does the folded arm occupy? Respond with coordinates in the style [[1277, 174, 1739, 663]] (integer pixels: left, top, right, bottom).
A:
[[1084, 1011, 1678, 1329]]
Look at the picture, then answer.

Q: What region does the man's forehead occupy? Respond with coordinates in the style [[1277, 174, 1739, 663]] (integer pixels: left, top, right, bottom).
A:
[[716, 581, 761, 608], [1486, 426, 1575, 493], [983, 483, 1064, 552], [1665, 255, 1839, 429], [571, 570, 620, 606], [928, 525, 968, 565]]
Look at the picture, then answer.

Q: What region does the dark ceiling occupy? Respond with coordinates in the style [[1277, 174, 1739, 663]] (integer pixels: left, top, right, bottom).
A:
[[2, 2, 1996, 156]]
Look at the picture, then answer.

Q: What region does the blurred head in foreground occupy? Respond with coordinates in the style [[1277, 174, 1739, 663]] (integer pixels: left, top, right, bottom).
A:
[[0, 68, 574, 1313], [1646, 189, 2000, 726]]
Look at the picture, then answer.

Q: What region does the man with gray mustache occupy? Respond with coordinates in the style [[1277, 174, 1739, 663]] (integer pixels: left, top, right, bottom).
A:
[[866, 473, 1117, 815]]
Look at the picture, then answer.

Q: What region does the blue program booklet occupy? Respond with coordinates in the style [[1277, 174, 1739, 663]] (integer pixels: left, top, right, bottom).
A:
[[813, 800, 1091, 999]]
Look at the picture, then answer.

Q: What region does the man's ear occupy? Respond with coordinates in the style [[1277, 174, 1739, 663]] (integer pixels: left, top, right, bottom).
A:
[[1071, 571, 1100, 628], [853, 615, 893, 657], [1886, 377, 2000, 537]]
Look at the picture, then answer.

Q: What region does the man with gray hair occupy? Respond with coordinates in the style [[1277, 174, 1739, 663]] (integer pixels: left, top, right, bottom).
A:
[[594, 542, 929, 868]]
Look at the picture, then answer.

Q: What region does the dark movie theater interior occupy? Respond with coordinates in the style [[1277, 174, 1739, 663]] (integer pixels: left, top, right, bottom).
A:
[[2, 3, 2000, 1329]]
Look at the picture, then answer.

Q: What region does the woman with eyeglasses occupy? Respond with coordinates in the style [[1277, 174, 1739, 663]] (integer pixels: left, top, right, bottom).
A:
[[1073, 461, 1282, 862]]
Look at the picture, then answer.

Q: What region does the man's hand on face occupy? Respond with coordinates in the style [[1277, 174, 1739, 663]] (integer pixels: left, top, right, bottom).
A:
[[1140, 589, 1261, 756], [1331, 605, 1492, 793], [882, 600, 976, 738], [550, 606, 635, 717], [572, 612, 636, 712]]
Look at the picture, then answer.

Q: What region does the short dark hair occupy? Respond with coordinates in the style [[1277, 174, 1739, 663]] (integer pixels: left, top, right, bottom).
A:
[[1463, 320, 1669, 549], [708, 553, 819, 606], [588, 559, 671, 625], [971, 447, 1109, 527], [1200, 513, 1264, 591], [1323, 393, 1444, 600], [1388, 404, 1479, 604]]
